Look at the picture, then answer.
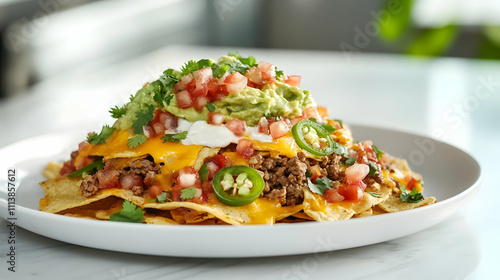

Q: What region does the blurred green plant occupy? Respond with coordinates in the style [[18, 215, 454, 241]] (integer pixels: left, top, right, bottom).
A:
[[378, 0, 500, 60]]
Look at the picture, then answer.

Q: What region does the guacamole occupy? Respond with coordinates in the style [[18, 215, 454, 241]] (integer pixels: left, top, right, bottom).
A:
[[116, 81, 315, 129]]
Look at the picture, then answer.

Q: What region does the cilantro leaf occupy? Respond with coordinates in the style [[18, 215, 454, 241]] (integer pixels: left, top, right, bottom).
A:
[[332, 142, 348, 157], [109, 201, 144, 223], [87, 125, 114, 145], [109, 106, 127, 119], [181, 60, 200, 76], [275, 67, 284, 78], [399, 186, 424, 203], [372, 145, 383, 160], [161, 131, 188, 143], [368, 161, 378, 176], [131, 105, 155, 134], [340, 157, 357, 166], [206, 102, 216, 112], [180, 187, 197, 200], [67, 159, 103, 178], [368, 192, 381, 198], [127, 134, 147, 148], [155, 192, 172, 203], [308, 177, 333, 195], [305, 170, 313, 178], [199, 163, 209, 182], [159, 68, 182, 89], [197, 59, 213, 69], [322, 124, 336, 133]]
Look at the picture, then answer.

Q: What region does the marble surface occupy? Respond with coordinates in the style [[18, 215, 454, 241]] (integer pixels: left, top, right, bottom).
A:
[[1, 45, 499, 279]]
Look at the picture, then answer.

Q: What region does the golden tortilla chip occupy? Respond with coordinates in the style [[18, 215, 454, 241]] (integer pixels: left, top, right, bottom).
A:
[[378, 196, 436, 213], [42, 162, 63, 179]]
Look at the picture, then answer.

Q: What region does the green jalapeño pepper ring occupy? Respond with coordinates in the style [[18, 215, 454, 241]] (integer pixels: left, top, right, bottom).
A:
[[212, 165, 265, 206], [292, 120, 347, 157]]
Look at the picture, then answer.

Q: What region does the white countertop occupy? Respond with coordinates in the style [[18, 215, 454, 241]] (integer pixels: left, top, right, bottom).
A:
[[1, 45, 498, 279]]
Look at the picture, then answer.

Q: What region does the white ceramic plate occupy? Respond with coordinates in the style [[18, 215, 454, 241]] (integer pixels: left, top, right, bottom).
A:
[[0, 125, 481, 258]]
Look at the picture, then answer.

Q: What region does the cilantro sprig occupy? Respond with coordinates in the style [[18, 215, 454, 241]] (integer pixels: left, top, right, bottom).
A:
[[180, 187, 198, 200], [87, 125, 114, 145], [109, 106, 127, 119], [399, 186, 424, 203], [161, 131, 188, 143], [131, 105, 155, 135], [308, 177, 333, 195], [109, 201, 145, 223]]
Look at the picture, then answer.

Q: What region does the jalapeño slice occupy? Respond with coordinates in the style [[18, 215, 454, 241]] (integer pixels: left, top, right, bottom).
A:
[[292, 120, 347, 157], [212, 166, 264, 207]]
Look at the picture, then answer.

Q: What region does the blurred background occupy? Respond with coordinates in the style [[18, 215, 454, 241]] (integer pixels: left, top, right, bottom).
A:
[[1, 0, 500, 99]]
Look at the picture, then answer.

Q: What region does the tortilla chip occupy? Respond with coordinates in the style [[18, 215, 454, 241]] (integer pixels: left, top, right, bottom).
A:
[[170, 207, 215, 224], [42, 162, 63, 179], [378, 196, 436, 213], [302, 183, 393, 222], [39, 177, 145, 214], [144, 214, 179, 225], [193, 147, 220, 170]]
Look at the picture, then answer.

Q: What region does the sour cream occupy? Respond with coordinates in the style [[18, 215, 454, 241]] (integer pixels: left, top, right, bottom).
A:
[[178, 119, 273, 147]]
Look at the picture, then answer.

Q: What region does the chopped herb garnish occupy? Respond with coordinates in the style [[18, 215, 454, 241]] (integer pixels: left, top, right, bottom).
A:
[[127, 134, 147, 148], [199, 163, 209, 182], [109, 106, 127, 119], [109, 201, 144, 223], [308, 177, 333, 195], [159, 68, 182, 89], [131, 105, 155, 135], [205, 102, 216, 112], [181, 60, 200, 76], [305, 170, 313, 178], [368, 192, 381, 198], [372, 145, 383, 160], [399, 186, 424, 203], [67, 159, 103, 178], [368, 161, 378, 176], [340, 157, 357, 166], [322, 124, 336, 133], [155, 192, 172, 203], [161, 131, 188, 143], [180, 187, 197, 200], [275, 67, 284, 78], [87, 125, 114, 145]]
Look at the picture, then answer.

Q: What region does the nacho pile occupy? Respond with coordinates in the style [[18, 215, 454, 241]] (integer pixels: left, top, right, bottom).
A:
[[39, 53, 435, 225]]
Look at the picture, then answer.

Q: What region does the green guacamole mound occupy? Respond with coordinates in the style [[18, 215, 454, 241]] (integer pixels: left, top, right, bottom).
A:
[[115, 79, 315, 130]]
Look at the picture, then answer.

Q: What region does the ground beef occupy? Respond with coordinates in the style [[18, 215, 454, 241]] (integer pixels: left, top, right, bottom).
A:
[[79, 157, 161, 197], [250, 152, 308, 206], [249, 151, 348, 207]]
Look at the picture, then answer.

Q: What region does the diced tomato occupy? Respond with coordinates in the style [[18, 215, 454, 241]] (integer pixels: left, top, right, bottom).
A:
[[191, 83, 208, 97], [152, 122, 165, 135], [302, 107, 322, 121], [148, 185, 163, 198], [193, 95, 209, 112], [405, 175, 418, 190], [337, 181, 365, 201], [208, 112, 225, 125], [225, 118, 247, 137], [78, 140, 90, 152], [60, 161, 76, 176], [236, 138, 255, 159], [120, 174, 144, 190], [96, 169, 120, 189], [284, 75, 301, 87], [207, 78, 219, 94], [206, 161, 220, 180], [308, 165, 322, 183], [159, 111, 178, 133], [176, 90, 193, 108], [269, 120, 289, 139], [206, 154, 231, 170], [289, 115, 306, 125], [257, 62, 276, 82], [258, 117, 269, 134], [175, 166, 201, 189], [345, 163, 370, 183], [142, 124, 156, 139], [224, 72, 248, 94], [323, 188, 345, 203], [193, 67, 212, 85]]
